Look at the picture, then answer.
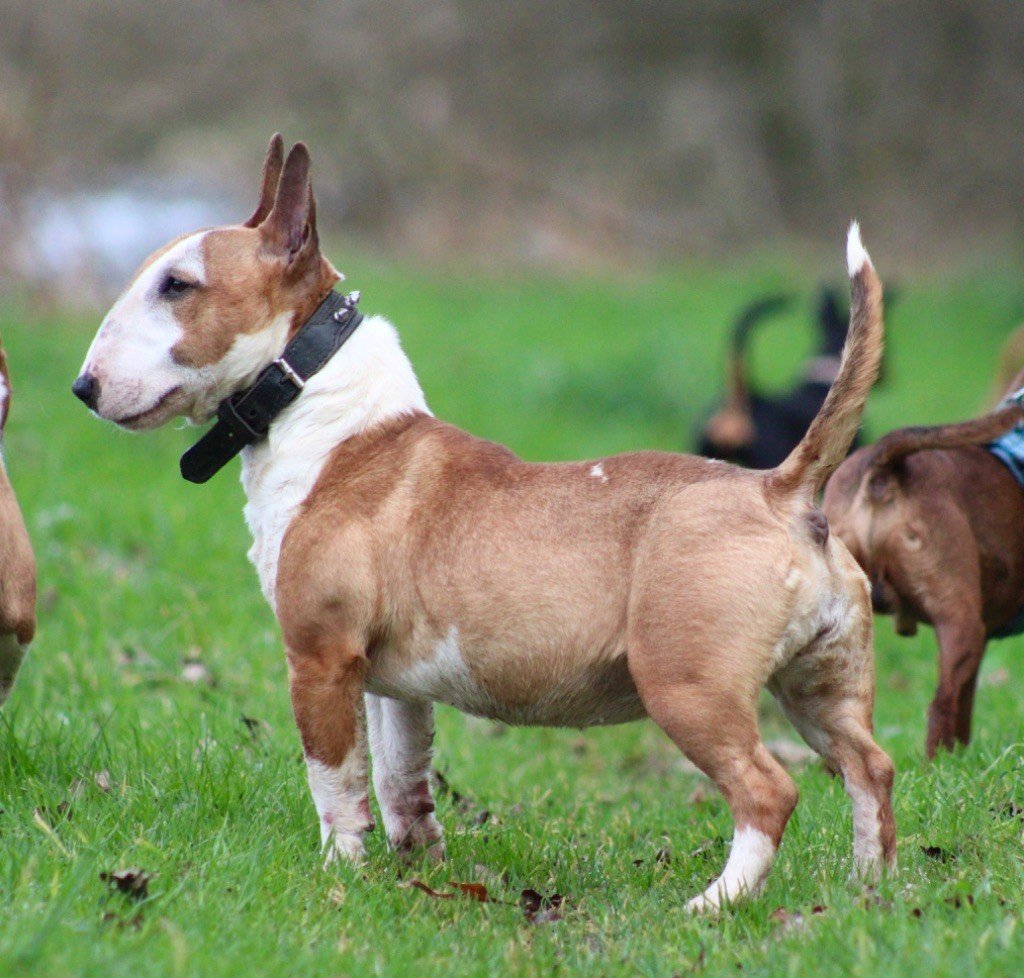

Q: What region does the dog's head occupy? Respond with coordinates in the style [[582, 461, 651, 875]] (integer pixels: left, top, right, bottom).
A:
[[73, 136, 341, 430]]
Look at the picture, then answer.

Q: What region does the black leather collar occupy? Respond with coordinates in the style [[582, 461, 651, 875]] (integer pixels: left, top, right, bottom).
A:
[[180, 290, 364, 484]]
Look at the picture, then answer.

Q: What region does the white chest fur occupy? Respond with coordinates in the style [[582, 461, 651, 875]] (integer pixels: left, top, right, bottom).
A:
[[239, 314, 429, 609]]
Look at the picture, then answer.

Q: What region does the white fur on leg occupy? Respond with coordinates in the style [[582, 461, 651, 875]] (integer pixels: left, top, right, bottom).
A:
[[366, 694, 445, 858], [306, 755, 370, 863], [686, 827, 776, 913], [847, 783, 885, 878]]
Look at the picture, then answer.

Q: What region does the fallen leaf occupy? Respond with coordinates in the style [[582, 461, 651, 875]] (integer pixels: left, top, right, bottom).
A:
[[100, 868, 152, 901], [402, 879, 500, 904], [404, 879, 451, 899], [520, 888, 565, 924], [94, 770, 113, 793], [472, 809, 493, 826], [944, 894, 974, 909], [450, 882, 494, 902], [920, 845, 957, 862], [329, 883, 346, 905]]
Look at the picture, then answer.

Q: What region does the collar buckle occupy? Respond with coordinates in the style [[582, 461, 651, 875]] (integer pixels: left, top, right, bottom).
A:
[[273, 356, 305, 391]]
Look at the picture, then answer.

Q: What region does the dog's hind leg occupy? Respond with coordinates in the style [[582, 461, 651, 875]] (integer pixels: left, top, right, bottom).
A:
[[629, 606, 799, 913], [638, 679, 798, 912], [366, 694, 445, 860], [929, 614, 986, 756], [770, 593, 896, 879]]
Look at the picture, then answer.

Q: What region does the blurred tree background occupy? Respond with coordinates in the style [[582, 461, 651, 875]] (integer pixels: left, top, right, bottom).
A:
[[1, 0, 1023, 293]]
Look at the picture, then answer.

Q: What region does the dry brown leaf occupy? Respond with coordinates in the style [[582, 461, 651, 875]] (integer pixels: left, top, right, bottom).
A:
[[450, 882, 495, 902], [520, 888, 565, 924], [920, 845, 957, 862], [402, 879, 500, 904], [100, 868, 152, 901]]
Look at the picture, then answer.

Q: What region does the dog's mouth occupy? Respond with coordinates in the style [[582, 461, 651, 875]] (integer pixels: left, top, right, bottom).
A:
[[112, 385, 184, 431]]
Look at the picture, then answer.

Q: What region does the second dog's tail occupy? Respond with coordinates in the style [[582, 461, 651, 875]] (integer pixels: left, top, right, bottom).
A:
[[768, 223, 884, 500], [866, 398, 1024, 474]]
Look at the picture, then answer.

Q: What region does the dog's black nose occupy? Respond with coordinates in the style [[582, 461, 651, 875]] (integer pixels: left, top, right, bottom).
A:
[[72, 372, 99, 409]]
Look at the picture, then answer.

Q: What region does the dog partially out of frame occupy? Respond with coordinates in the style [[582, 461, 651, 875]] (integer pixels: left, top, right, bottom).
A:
[[0, 342, 37, 705], [74, 136, 894, 911], [824, 369, 1024, 758]]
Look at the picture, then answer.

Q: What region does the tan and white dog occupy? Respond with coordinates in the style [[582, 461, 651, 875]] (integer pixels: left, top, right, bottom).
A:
[[0, 343, 37, 705], [75, 136, 895, 910]]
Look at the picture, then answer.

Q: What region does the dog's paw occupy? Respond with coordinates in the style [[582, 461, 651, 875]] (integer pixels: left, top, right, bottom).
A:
[[322, 831, 367, 867], [685, 890, 723, 915], [390, 815, 446, 863]]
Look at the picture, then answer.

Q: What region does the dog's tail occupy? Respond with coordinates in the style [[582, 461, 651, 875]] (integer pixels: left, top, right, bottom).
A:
[[865, 403, 1023, 476], [768, 223, 883, 500], [724, 294, 792, 407]]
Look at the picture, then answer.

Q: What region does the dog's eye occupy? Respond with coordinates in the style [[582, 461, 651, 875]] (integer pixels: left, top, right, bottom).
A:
[[160, 275, 195, 297]]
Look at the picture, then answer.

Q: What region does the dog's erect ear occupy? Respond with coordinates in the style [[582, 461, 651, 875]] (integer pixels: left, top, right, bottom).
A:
[[259, 141, 317, 264], [244, 133, 285, 228], [0, 344, 11, 432]]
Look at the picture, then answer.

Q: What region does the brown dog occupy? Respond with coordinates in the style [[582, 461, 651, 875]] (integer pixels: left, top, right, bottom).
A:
[[0, 342, 37, 705], [823, 378, 1024, 757], [74, 136, 894, 910]]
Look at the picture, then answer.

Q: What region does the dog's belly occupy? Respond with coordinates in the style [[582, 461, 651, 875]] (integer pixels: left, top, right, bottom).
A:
[[366, 628, 645, 728]]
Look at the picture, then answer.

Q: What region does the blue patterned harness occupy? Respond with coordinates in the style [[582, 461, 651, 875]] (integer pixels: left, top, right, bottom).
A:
[[988, 424, 1024, 490]]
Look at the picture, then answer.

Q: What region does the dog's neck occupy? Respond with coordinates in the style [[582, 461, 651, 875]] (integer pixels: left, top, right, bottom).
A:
[[240, 313, 430, 606]]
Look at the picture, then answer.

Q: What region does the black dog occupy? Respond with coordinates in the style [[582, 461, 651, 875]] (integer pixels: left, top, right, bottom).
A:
[[698, 288, 866, 468]]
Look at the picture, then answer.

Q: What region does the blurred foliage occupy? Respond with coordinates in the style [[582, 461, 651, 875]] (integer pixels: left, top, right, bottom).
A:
[[1, 0, 1023, 271]]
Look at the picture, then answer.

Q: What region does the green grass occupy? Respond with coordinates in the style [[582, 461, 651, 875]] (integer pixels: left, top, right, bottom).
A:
[[2, 249, 1024, 977]]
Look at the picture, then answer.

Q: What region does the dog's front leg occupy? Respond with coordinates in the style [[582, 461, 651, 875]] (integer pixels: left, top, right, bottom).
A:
[[287, 642, 373, 863], [367, 694, 445, 860]]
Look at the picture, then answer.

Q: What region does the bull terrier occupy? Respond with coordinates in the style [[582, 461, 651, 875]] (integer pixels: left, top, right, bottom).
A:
[[74, 135, 894, 910]]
